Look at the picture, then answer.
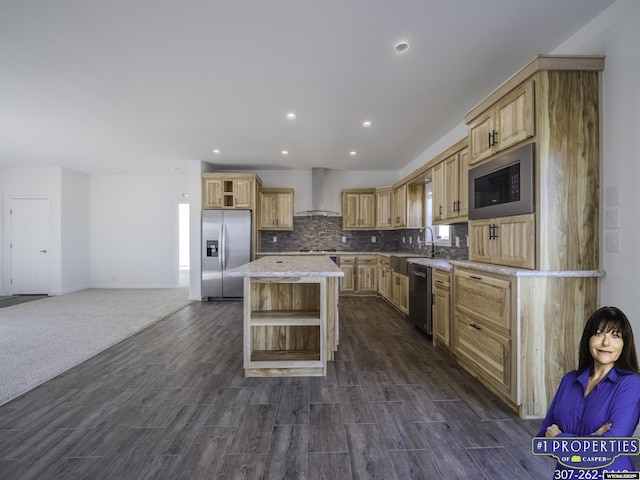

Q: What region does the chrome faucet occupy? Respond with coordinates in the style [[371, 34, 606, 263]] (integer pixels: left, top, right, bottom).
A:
[[420, 226, 436, 258]]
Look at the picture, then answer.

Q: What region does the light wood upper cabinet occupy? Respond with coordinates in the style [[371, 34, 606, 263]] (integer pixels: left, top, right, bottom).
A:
[[468, 81, 535, 165], [259, 188, 294, 230], [375, 187, 392, 229], [468, 214, 535, 269], [432, 162, 445, 224], [233, 179, 253, 208], [202, 173, 260, 210], [342, 190, 376, 230], [392, 184, 407, 228], [203, 178, 224, 208], [392, 183, 425, 229], [432, 146, 469, 225]]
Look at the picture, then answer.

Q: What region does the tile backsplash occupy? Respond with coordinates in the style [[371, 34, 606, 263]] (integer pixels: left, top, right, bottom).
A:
[[260, 216, 469, 260]]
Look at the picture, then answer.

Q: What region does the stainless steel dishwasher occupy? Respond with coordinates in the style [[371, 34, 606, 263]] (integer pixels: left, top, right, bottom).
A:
[[408, 263, 433, 335]]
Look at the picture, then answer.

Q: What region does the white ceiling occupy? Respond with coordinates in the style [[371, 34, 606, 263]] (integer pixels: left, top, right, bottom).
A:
[[0, 0, 614, 175]]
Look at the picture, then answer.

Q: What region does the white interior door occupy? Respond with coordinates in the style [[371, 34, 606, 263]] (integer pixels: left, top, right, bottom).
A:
[[10, 197, 50, 294]]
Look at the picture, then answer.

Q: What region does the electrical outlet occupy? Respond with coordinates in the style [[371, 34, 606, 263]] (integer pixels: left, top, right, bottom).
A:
[[605, 209, 620, 229], [606, 186, 621, 206], [371, 236, 376, 243], [606, 232, 621, 253], [342, 236, 346, 243], [455, 236, 460, 247], [402, 236, 405, 243], [272, 236, 277, 243], [409, 237, 412, 244]]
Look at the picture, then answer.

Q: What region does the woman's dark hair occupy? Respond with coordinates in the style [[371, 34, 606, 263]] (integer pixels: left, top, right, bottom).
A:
[[577, 306, 639, 374]]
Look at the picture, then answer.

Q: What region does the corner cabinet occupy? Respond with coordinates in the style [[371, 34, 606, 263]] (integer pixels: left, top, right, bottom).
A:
[[203, 173, 261, 210], [259, 188, 294, 230], [342, 190, 376, 230]]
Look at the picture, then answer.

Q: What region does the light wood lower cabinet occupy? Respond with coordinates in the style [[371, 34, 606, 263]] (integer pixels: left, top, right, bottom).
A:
[[357, 256, 378, 293], [338, 256, 377, 293], [391, 272, 409, 316], [452, 266, 600, 418], [377, 257, 392, 300], [433, 269, 451, 351], [453, 268, 514, 402]]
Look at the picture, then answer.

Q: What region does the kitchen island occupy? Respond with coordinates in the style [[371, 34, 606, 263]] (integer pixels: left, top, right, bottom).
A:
[[227, 255, 343, 377]]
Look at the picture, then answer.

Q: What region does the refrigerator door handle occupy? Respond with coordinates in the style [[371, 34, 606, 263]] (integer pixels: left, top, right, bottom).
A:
[[220, 223, 225, 271]]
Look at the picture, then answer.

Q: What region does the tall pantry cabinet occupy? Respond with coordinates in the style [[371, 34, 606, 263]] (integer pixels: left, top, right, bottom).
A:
[[456, 55, 605, 418]]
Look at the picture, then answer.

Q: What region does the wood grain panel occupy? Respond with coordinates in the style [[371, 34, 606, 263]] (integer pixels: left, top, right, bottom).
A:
[[536, 70, 600, 270], [518, 276, 599, 417]]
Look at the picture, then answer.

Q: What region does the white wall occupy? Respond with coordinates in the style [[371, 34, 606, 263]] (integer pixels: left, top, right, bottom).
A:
[[550, 0, 640, 333], [58, 168, 90, 294], [90, 174, 188, 288]]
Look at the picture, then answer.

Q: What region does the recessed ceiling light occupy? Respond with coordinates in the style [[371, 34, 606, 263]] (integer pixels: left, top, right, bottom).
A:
[[286, 112, 296, 120], [350, 151, 357, 156], [212, 149, 221, 154], [281, 150, 289, 155], [362, 121, 372, 128], [394, 41, 410, 53]]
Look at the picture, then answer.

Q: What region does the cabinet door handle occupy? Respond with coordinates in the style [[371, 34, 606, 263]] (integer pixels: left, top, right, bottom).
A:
[[470, 275, 483, 280], [488, 130, 498, 147], [469, 322, 482, 330], [435, 280, 444, 285]]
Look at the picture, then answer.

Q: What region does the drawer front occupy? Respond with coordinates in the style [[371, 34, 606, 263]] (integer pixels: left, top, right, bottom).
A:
[[339, 256, 355, 266], [454, 268, 510, 333], [358, 256, 378, 265], [378, 256, 390, 267], [456, 314, 511, 394], [433, 269, 450, 290]]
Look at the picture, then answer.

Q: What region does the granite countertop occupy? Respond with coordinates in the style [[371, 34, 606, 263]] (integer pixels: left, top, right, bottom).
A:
[[227, 255, 344, 278], [449, 260, 606, 278], [254, 251, 605, 278], [406, 257, 454, 271]]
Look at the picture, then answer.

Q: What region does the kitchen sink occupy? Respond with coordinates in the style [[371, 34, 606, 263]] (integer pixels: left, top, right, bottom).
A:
[[390, 254, 425, 275]]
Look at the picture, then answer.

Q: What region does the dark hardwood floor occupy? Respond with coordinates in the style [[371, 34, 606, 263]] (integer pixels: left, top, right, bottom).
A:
[[0, 296, 557, 479]]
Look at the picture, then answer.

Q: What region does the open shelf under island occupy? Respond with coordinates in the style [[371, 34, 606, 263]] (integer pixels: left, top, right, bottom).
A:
[[227, 255, 344, 377]]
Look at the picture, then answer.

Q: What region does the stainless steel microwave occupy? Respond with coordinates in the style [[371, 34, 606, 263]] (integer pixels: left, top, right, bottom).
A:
[[468, 143, 535, 220]]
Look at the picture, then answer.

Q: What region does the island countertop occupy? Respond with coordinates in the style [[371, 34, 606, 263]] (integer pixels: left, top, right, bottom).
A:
[[227, 255, 344, 278]]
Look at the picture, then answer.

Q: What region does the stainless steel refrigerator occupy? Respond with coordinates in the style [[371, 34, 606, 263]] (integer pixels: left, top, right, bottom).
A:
[[202, 209, 251, 298]]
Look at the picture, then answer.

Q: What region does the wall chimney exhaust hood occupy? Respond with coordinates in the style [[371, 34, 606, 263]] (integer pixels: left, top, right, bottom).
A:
[[296, 168, 340, 217]]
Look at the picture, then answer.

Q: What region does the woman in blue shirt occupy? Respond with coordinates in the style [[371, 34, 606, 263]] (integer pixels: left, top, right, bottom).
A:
[[538, 306, 640, 477]]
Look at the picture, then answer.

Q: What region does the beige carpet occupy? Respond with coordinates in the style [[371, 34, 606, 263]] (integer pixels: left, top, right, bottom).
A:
[[0, 288, 193, 406]]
